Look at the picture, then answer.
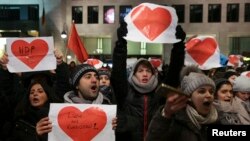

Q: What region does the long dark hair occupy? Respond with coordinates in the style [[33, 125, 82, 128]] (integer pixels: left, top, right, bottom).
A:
[[14, 80, 59, 121]]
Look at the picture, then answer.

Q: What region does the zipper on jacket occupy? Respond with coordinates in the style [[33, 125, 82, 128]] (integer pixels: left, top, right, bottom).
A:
[[143, 95, 148, 140]]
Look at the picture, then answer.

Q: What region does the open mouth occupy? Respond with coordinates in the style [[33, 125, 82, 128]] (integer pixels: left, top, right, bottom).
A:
[[142, 79, 148, 83], [91, 85, 97, 92], [203, 101, 212, 107], [32, 98, 39, 103]]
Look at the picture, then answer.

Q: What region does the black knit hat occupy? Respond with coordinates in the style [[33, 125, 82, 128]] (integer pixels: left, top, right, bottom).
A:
[[70, 64, 98, 87], [98, 69, 111, 78]]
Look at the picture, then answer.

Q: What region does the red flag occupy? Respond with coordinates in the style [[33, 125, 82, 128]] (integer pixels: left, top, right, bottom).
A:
[[67, 22, 88, 63]]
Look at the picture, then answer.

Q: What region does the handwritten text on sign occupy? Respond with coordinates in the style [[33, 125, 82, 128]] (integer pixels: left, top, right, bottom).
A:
[[6, 37, 56, 72], [49, 103, 116, 141]]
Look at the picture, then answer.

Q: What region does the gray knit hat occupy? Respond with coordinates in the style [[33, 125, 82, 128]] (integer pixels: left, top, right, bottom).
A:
[[233, 76, 250, 92], [180, 67, 215, 96], [70, 64, 98, 87]]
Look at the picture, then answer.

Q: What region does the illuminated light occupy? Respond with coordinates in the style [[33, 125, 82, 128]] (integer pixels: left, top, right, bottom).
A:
[[61, 31, 67, 39], [67, 55, 72, 59], [243, 57, 250, 61]]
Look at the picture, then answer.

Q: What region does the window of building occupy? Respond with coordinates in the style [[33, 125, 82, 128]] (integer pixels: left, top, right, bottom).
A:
[[172, 5, 185, 23], [83, 37, 111, 55], [208, 4, 221, 22], [103, 6, 115, 24], [229, 37, 250, 54], [0, 5, 38, 21], [0, 5, 39, 36], [127, 41, 163, 55], [88, 6, 98, 24], [190, 4, 203, 23], [245, 3, 250, 22], [119, 5, 132, 23], [227, 4, 239, 22], [72, 6, 82, 24]]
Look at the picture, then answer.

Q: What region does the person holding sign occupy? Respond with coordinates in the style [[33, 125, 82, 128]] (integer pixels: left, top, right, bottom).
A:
[[36, 64, 115, 137], [7, 80, 60, 141], [146, 65, 218, 141], [111, 10, 186, 141], [0, 48, 71, 102]]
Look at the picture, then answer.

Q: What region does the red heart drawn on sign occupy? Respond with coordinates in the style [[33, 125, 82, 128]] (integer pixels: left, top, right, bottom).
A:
[[186, 38, 217, 65], [131, 5, 171, 41], [87, 59, 100, 66], [246, 72, 250, 78], [150, 59, 162, 68], [11, 39, 48, 69], [228, 55, 239, 65], [58, 106, 107, 141]]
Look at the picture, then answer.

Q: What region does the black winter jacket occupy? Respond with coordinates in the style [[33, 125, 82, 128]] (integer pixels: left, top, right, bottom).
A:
[[111, 36, 185, 141]]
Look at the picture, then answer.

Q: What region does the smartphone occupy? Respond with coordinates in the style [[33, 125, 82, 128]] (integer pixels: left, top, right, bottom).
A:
[[156, 83, 189, 97]]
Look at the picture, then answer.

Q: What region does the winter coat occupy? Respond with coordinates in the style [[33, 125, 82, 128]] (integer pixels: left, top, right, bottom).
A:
[[146, 106, 214, 141], [111, 35, 185, 141], [7, 107, 49, 141]]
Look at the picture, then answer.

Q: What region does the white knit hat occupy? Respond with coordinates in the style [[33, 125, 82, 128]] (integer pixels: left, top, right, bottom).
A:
[[233, 75, 250, 92]]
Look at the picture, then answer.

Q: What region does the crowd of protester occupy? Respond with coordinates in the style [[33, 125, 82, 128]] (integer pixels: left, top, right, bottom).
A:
[[0, 20, 250, 141]]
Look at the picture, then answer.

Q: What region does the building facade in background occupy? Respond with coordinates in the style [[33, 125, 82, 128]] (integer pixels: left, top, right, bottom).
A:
[[0, 0, 249, 64]]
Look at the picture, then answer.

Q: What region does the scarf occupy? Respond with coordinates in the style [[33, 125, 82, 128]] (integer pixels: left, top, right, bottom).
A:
[[213, 100, 241, 124], [64, 91, 104, 104], [213, 100, 238, 113], [186, 104, 218, 129], [128, 74, 158, 93], [233, 97, 250, 124]]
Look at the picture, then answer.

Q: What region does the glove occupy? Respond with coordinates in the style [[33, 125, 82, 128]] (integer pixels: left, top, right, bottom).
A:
[[117, 21, 128, 41], [175, 25, 186, 42]]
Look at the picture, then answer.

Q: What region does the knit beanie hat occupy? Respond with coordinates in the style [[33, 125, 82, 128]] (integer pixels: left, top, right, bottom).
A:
[[232, 76, 250, 92], [180, 65, 215, 96], [70, 64, 98, 87], [98, 69, 111, 78]]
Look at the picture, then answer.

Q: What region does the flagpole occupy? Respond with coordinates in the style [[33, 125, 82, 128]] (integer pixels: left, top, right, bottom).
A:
[[64, 40, 68, 63]]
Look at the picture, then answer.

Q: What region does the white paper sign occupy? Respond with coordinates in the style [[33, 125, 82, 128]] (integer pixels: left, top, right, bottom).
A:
[[124, 3, 180, 43], [227, 54, 243, 68], [6, 37, 56, 72], [185, 36, 221, 70], [48, 103, 116, 141]]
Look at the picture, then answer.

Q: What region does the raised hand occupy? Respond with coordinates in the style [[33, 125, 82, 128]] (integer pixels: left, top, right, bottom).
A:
[[54, 48, 63, 65], [162, 92, 188, 118], [175, 25, 186, 42], [36, 117, 52, 136], [117, 21, 128, 42], [0, 53, 9, 70]]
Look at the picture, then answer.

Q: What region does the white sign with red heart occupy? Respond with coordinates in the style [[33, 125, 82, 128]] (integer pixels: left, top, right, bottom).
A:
[[84, 58, 103, 69], [49, 103, 116, 141], [185, 36, 221, 70], [241, 71, 250, 78], [148, 57, 162, 71], [6, 37, 56, 72], [124, 3, 180, 43], [227, 54, 243, 68]]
